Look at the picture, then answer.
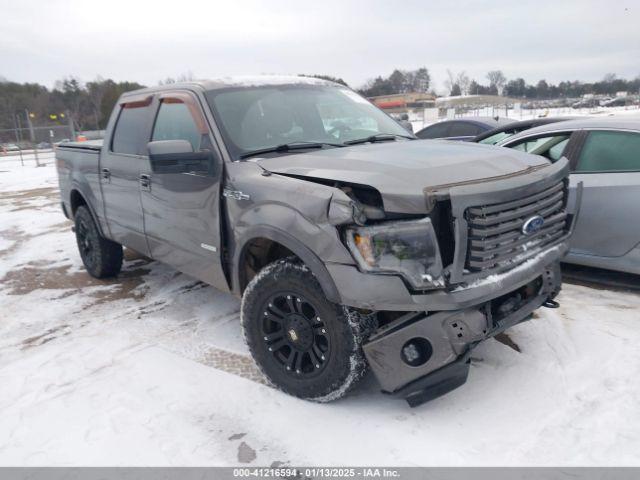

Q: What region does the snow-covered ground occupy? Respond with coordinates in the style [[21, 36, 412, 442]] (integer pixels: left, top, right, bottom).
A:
[[1, 155, 639, 466]]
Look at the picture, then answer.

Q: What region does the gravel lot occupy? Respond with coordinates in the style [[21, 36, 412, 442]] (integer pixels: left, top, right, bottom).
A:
[[1, 153, 639, 466]]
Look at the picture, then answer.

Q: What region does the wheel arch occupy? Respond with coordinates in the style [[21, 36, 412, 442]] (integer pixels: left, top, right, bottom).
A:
[[68, 187, 106, 237], [234, 226, 341, 304]]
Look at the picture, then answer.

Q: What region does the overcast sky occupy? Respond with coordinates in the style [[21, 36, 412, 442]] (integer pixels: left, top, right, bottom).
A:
[[1, 0, 638, 92]]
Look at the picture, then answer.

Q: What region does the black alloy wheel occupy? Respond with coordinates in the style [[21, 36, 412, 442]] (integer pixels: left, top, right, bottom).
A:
[[260, 292, 330, 377], [241, 258, 376, 402]]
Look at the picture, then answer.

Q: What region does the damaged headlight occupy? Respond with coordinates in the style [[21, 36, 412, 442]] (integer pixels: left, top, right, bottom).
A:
[[345, 218, 444, 289]]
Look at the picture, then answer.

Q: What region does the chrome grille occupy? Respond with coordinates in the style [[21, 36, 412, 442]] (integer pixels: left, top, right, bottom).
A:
[[465, 181, 568, 271]]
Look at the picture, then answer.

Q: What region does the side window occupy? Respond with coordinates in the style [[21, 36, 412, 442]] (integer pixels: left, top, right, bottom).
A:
[[511, 134, 570, 162], [576, 130, 640, 172], [449, 122, 482, 137], [152, 100, 204, 151], [417, 122, 450, 139], [479, 131, 511, 145], [111, 102, 151, 155]]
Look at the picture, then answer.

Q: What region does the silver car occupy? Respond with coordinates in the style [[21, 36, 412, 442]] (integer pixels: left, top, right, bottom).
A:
[[498, 117, 640, 275]]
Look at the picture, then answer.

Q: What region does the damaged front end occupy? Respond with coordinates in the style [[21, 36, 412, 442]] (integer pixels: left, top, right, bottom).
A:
[[343, 159, 583, 407]]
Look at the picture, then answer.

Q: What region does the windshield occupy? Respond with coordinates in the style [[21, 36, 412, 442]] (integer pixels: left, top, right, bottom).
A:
[[204, 85, 412, 160]]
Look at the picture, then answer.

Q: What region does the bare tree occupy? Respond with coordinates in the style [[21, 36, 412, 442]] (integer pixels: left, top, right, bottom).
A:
[[159, 72, 194, 85], [86, 76, 107, 129], [456, 71, 471, 96], [486, 70, 507, 96], [177, 71, 195, 82], [444, 69, 456, 95]]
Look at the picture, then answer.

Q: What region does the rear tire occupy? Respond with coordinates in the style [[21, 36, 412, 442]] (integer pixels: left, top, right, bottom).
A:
[[74, 205, 123, 278], [241, 258, 377, 402]]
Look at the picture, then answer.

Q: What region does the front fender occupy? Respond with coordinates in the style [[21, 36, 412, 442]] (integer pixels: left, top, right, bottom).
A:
[[225, 161, 356, 304], [233, 224, 342, 304]]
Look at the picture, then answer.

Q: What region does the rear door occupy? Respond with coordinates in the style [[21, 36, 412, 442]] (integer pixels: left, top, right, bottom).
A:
[[100, 95, 154, 255], [569, 129, 640, 257], [416, 122, 451, 139], [140, 90, 229, 291]]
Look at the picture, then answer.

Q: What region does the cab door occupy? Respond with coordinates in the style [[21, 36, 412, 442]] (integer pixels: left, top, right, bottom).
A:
[[140, 91, 229, 291], [100, 95, 154, 256]]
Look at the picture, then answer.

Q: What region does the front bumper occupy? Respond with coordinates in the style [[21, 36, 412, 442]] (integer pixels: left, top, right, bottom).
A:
[[327, 240, 568, 311], [362, 262, 562, 407]]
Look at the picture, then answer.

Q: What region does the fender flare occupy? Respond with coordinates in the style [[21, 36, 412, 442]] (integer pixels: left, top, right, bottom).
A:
[[68, 185, 107, 238], [233, 225, 341, 304]]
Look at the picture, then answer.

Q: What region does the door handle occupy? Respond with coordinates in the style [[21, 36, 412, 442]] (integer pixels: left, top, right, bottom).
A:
[[139, 174, 151, 190], [101, 168, 111, 180]]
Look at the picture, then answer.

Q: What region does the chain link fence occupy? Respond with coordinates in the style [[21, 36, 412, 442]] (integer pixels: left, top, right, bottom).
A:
[[1, 125, 74, 148], [0, 124, 75, 166]]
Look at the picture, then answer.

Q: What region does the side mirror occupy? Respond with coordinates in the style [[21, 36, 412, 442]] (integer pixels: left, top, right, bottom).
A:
[[147, 140, 214, 175]]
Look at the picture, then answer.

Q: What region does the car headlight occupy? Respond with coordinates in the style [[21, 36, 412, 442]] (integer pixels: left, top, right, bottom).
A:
[[345, 218, 444, 289]]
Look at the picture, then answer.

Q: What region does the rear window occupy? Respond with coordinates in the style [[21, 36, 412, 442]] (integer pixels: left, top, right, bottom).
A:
[[111, 102, 151, 155], [576, 130, 640, 172]]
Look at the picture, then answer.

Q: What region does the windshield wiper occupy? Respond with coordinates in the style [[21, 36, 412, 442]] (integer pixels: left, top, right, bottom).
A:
[[343, 133, 415, 146], [239, 141, 344, 160]]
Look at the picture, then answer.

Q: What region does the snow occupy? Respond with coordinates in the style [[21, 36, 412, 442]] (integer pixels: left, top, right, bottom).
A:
[[206, 75, 333, 88], [1, 155, 640, 466], [410, 105, 640, 132]]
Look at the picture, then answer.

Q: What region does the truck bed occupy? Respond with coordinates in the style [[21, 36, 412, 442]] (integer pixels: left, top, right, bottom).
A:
[[58, 139, 103, 152]]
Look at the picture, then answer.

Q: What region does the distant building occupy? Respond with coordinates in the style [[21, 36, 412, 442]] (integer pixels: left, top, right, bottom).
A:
[[368, 92, 436, 112]]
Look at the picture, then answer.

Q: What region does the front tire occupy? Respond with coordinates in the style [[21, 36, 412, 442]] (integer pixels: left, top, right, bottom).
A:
[[241, 258, 376, 402], [74, 205, 123, 278]]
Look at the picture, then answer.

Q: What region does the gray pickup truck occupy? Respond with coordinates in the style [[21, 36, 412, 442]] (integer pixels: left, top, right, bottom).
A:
[[56, 76, 580, 407]]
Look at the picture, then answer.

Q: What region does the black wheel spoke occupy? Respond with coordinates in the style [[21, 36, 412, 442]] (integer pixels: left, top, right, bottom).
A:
[[312, 344, 326, 362], [263, 331, 285, 342], [285, 351, 297, 371], [267, 338, 287, 352], [285, 295, 297, 314], [269, 301, 286, 317], [314, 324, 328, 337], [308, 348, 322, 369], [265, 311, 283, 323], [294, 350, 304, 374]]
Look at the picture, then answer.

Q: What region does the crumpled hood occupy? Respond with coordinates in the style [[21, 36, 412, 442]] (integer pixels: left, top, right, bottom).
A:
[[257, 140, 550, 213]]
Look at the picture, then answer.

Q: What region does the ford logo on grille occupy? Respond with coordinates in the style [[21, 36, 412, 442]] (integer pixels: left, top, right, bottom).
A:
[[522, 215, 544, 235]]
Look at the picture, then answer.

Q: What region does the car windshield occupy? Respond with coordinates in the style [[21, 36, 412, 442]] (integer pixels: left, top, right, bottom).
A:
[[204, 84, 412, 160]]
